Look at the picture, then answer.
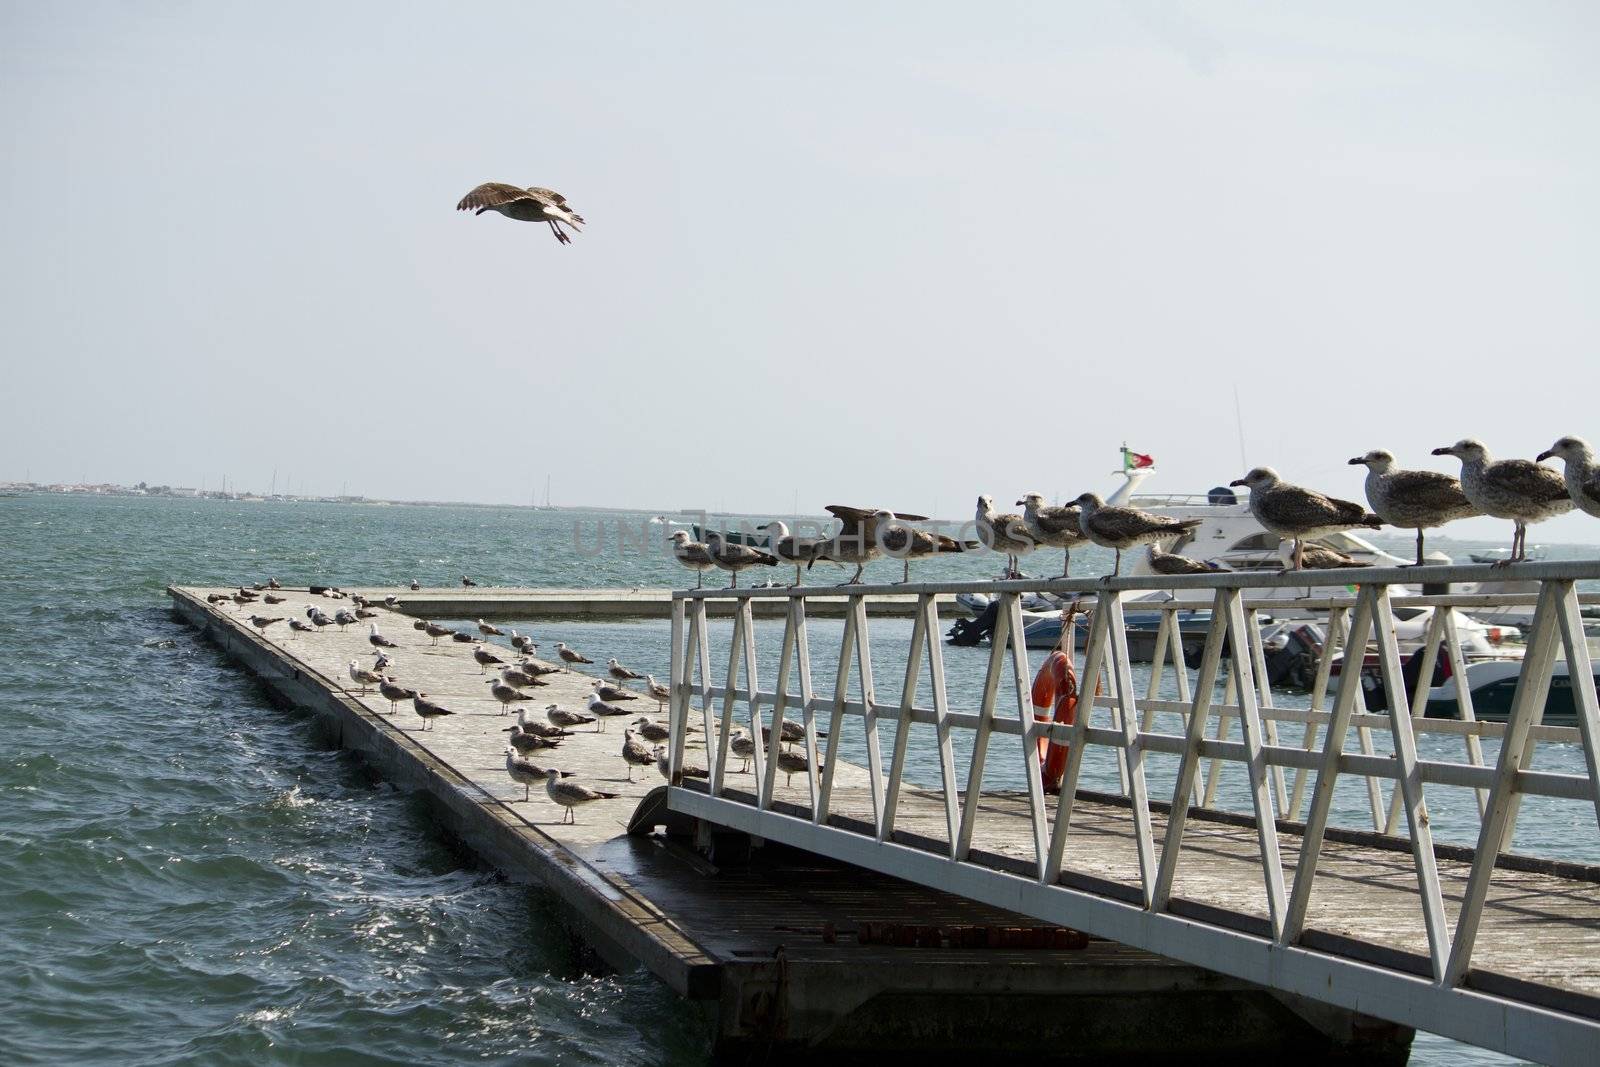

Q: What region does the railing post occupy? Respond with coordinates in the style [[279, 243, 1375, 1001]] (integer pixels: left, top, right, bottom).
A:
[[1554, 581, 1600, 835], [1247, 607, 1289, 812], [1005, 592, 1050, 874], [882, 593, 930, 841], [710, 600, 750, 798], [1103, 591, 1158, 905], [1221, 587, 1286, 937], [761, 600, 800, 809], [667, 596, 687, 782], [854, 597, 887, 834], [1044, 597, 1110, 882], [1371, 585, 1450, 979], [1444, 581, 1564, 986], [792, 598, 822, 817], [816, 594, 860, 822], [1441, 609, 1488, 818], [956, 590, 1016, 860], [1288, 605, 1346, 821], [1385, 606, 1449, 836], [922, 597, 962, 856]]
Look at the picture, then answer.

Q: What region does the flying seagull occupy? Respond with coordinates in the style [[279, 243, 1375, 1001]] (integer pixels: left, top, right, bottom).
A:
[[1228, 468, 1382, 571], [1349, 449, 1477, 566], [456, 183, 585, 245], [1073, 493, 1201, 577], [1433, 438, 1571, 564]]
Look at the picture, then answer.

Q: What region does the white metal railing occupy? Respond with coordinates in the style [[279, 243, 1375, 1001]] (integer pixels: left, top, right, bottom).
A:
[[665, 562, 1600, 1065]]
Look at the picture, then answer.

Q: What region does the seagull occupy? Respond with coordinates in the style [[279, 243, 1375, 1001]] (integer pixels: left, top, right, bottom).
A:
[[543, 769, 618, 824], [410, 578, 420, 591], [473, 645, 506, 672], [461, 576, 478, 587], [486, 678, 533, 713], [504, 709, 571, 741], [248, 615, 284, 633], [810, 505, 929, 585], [657, 745, 709, 781], [555, 642, 593, 665], [206, 593, 229, 604], [1284, 542, 1372, 570], [451, 631, 476, 643], [1145, 543, 1223, 575], [309, 610, 334, 631], [504, 724, 564, 754], [1227, 468, 1382, 571], [764, 520, 829, 586], [592, 680, 639, 703], [607, 658, 644, 682], [505, 748, 570, 801], [517, 658, 562, 677], [872, 511, 976, 583], [412, 618, 430, 632], [378, 677, 417, 711], [1073, 493, 1202, 576], [509, 630, 533, 653], [704, 531, 779, 588], [457, 183, 586, 245], [351, 595, 369, 609], [230, 592, 255, 610], [1432, 439, 1571, 564], [288, 618, 314, 637], [263, 593, 286, 605], [764, 719, 826, 745], [384, 596, 400, 609], [424, 621, 453, 645], [347, 659, 383, 693], [371, 652, 397, 673], [1536, 436, 1600, 520], [477, 619, 505, 637], [775, 748, 817, 788], [546, 703, 597, 731], [354, 609, 378, 620], [1349, 449, 1478, 566], [729, 730, 757, 772], [500, 664, 548, 689], [334, 609, 358, 631], [586, 691, 632, 731], [1018, 492, 1089, 577], [621, 730, 655, 781], [368, 623, 400, 650], [645, 675, 671, 712], [631, 717, 671, 745], [669, 530, 717, 588], [976, 496, 1036, 579], [411, 693, 453, 730], [266, 578, 281, 589]]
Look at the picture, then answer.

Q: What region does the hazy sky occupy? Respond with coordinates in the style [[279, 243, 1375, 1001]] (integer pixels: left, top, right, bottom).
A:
[[3, 2, 1597, 538]]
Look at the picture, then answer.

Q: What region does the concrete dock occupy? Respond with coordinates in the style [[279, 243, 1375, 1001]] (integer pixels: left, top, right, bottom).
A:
[[170, 585, 1411, 1061]]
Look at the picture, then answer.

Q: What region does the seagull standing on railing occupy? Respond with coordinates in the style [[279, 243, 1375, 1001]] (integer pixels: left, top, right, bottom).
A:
[[704, 531, 779, 588], [669, 530, 717, 588], [1349, 449, 1477, 566], [1228, 468, 1382, 571], [1018, 493, 1088, 578], [1432, 439, 1571, 565], [975, 496, 1035, 579], [873, 510, 975, 583], [1536, 437, 1600, 520], [1073, 493, 1201, 577], [765, 520, 829, 586]]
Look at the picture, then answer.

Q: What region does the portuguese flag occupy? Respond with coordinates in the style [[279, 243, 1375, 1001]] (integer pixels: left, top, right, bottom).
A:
[[1121, 446, 1155, 471]]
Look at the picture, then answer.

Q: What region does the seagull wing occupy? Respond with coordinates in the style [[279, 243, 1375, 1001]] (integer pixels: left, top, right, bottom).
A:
[[1582, 469, 1600, 510], [1388, 469, 1475, 512], [524, 187, 586, 223], [457, 182, 538, 213], [1493, 460, 1571, 504], [1272, 484, 1372, 525], [1034, 505, 1083, 538]]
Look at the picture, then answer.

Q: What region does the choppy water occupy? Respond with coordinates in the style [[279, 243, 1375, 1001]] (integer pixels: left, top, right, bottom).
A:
[[2, 493, 1587, 1065]]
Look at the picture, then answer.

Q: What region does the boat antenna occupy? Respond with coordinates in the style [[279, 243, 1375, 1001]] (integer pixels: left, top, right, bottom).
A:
[[1232, 384, 1248, 472]]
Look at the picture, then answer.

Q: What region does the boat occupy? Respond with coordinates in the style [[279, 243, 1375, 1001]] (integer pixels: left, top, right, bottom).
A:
[[1425, 659, 1596, 723], [1468, 546, 1547, 565], [692, 523, 771, 549]]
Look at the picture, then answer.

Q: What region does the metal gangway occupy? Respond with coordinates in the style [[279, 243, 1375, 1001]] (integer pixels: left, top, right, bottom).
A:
[[663, 562, 1600, 1065]]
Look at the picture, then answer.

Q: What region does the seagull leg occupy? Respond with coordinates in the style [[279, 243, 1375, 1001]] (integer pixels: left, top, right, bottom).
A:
[[1415, 528, 1426, 568], [1293, 539, 1305, 571], [729, 572, 738, 589], [900, 558, 910, 584], [1062, 550, 1071, 578]]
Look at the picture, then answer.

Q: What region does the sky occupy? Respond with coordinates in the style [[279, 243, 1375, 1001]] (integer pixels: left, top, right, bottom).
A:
[[2, 2, 1597, 538]]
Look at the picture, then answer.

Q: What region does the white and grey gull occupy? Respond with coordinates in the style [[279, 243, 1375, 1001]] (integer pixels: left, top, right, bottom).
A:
[[1018, 492, 1089, 577], [1536, 437, 1600, 520], [1349, 449, 1477, 566], [1073, 493, 1201, 577], [1432, 439, 1571, 564], [1227, 468, 1381, 571]]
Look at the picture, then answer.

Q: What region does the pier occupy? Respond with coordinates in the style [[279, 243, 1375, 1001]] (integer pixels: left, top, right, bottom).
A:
[[170, 585, 1410, 1062], [665, 562, 1600, 1066]]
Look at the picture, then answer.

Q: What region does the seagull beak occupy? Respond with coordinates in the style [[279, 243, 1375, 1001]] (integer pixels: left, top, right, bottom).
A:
[[1014, 499, 1025, 506], [500, 726, 514, 732], [1228, 478, 1246, 488], [1536, 449, 1555, 462], [1347, 457, 1363, 465], [1430, 447, 1451, 456]]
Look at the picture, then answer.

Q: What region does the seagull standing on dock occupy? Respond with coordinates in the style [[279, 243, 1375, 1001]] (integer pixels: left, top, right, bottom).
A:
[[288, 618, 313, 637], [368, 623, 400, 650], [1073, 493, 1201, 577], [555, 642, 593, 665], [1536, 437, 1600, 520], [500, 664, 548, 689], [487, 678, 534, 712], [704, 531, 779, 588], [645, 675, 671, 713], [1349, 449, 1477, 566], [505, 748, 570, 801], [506, 709, 571, 741], [631, 718, 672, 745], [456, 183, 586, 245], [473, 645, 507, 672], [424, 621, 453, 645], [1432, 439, 1571, 564], [729, 730, 757, 773], [249, 615, 285, 633], [411, 693, 454, 730], [586, 691, 632, 731], [547, 703, 598, 731], [607, 658, 644, 683], [657, 746, 708, 782], [510, 630, 533, 653], [1227, 468, 1382, 571], [477, 619, 505, 637], [669, 531, 717, 588], [378, 677, 416, 711], [347, 660, 383, 693], [592, 680, 639, 703], [543, 769, 618, 823], [334, 609, 358, 631], [622, 729, 655, 781], [976, 496, 1036, 579], [1018, 493, 1089, 577]]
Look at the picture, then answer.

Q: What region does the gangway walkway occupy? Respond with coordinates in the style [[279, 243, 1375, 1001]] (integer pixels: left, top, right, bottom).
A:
[[665, 561, 1600, 1066]]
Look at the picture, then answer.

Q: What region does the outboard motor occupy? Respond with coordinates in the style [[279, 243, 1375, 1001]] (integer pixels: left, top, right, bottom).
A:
[[946, 601, 1000, 646]]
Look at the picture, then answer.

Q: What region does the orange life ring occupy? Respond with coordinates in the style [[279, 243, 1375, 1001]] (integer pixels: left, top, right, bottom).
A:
[[1031, 650, 1078, 793]]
